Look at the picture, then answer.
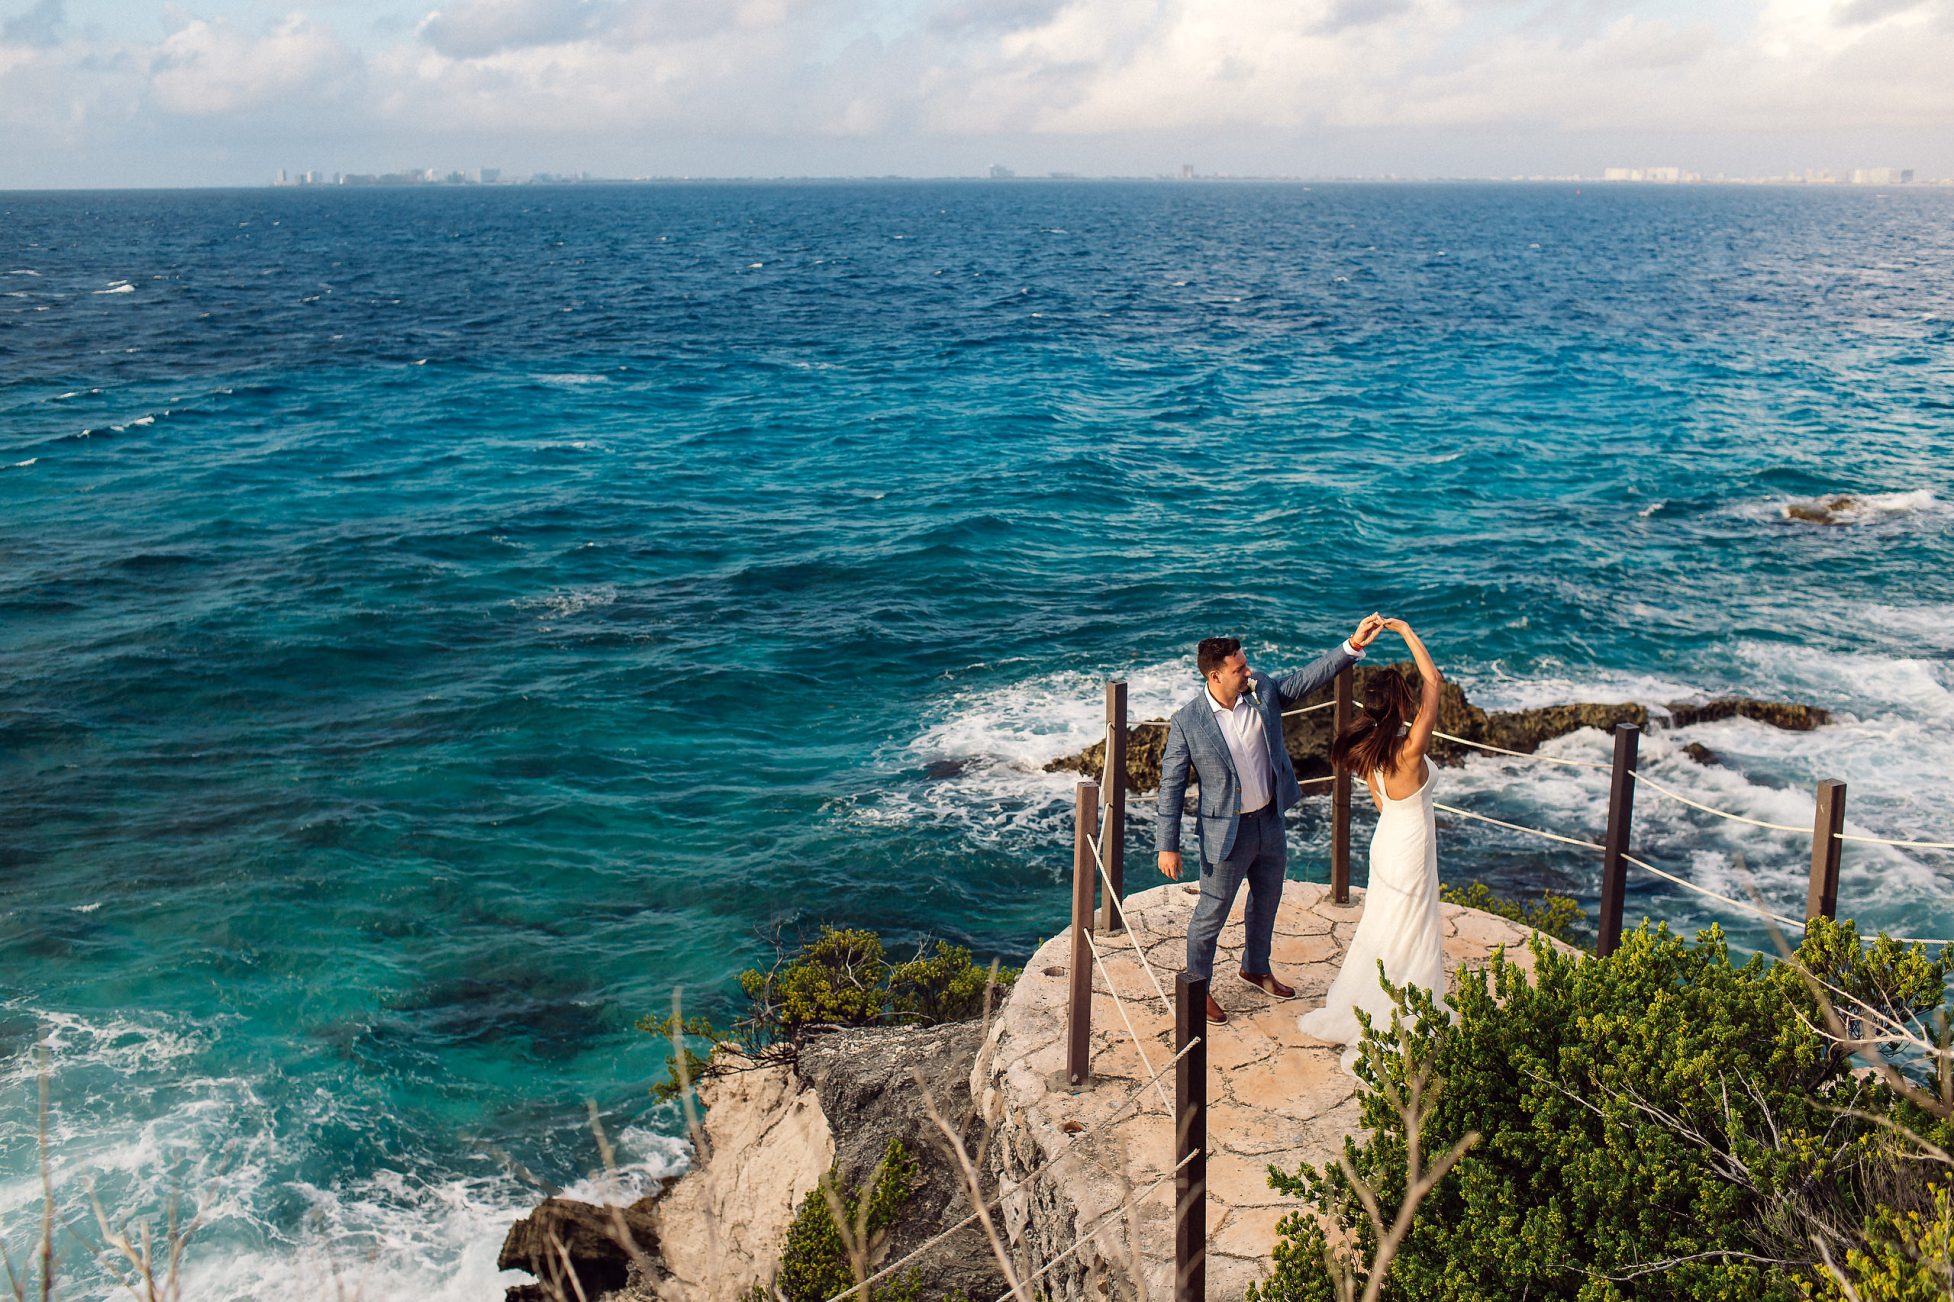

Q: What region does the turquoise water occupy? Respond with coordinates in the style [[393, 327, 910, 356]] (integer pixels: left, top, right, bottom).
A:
[[3, 181, 1952, 1296]]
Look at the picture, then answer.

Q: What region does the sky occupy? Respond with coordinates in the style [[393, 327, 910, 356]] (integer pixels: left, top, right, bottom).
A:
[[0, 0, 1950, 187]]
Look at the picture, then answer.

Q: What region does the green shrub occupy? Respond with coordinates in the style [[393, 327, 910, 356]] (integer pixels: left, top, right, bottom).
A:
[[1251, 918, 1954, 1302], [1439, 879, 1589, 949], [643, 927, 1020, 1101], [1820, 1181, 1954, 1301], [754, 1138, 925, 1302]]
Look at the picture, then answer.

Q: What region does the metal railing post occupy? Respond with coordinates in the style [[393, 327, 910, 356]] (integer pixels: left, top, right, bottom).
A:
[[1808, 779, 1847, 923], [1331, 665, 1354, 904], [1100, 681, 1128, 933], [1067, 780, 1098, 1087], [1597, 722, 1639, 957], [1174, 972, 1208, 1302]]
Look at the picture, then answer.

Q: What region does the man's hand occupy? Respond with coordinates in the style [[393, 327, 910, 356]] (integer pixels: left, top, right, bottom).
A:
[[1158, 851, 1182, 880], [1351, 612, 1387, 649]]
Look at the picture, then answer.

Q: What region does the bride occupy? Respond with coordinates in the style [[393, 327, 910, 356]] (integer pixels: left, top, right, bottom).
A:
[[1296, 618, 1445, 1073]]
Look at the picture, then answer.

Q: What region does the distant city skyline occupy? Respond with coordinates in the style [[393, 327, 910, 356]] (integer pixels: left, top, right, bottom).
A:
[[3, 0, 1953, 189], [260, 163, 1954, 188]]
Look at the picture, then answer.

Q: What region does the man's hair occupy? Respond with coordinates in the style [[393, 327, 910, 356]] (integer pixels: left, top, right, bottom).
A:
[[1196, 637, 1241, 677]]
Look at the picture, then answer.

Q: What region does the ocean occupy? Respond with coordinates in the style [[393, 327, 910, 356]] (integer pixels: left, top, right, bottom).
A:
[[3, 180, 1951, 1297]]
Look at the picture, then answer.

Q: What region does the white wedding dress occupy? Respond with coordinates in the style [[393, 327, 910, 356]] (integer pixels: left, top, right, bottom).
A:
[[1297, 762, 1446, 1075]]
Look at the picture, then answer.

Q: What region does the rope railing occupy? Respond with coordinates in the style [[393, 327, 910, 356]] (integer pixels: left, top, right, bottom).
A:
[[1082, 928, 1174, 1113], [992, 1148, 1202, 1302], [1619, 851, 1809, 932], [1432, 800, 1606, 852], [1085, 825, 1173, 1018], [1126, 698, 1337, 730], [816, 1035, 1205, 1302]]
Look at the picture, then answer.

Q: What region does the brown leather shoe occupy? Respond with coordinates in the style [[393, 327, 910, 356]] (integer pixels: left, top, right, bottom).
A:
[[1239, 970, 1296, 999], [1204, 993, 1229, 1024]]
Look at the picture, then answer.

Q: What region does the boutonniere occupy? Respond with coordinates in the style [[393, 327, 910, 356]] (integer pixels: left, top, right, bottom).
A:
[[1246, 681, 1262, 708]]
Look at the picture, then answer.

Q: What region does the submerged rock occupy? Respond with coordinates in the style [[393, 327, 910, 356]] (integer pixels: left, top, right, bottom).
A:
[[1044, 664, 1828, 793]]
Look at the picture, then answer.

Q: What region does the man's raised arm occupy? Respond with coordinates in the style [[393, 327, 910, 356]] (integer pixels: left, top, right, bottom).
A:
[[1274, 613, 1386, 707]]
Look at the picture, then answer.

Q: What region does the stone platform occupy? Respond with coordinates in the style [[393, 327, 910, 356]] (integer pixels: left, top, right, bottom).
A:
[[971, 880, 1564, 1301]]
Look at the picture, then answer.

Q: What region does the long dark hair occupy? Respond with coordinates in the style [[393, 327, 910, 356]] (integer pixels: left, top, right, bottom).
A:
[[1330, 668, 1418, 778]]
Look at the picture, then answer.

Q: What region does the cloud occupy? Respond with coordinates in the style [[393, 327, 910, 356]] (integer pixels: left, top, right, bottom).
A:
[[418, 0, 609, 58], [147, 12, 360, 116], [2, 0, 62, 47], [2, 0, 1952, 184]]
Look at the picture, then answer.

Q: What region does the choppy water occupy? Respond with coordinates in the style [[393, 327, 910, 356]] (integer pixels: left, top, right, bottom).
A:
[[3, 181, 1952, 1297]]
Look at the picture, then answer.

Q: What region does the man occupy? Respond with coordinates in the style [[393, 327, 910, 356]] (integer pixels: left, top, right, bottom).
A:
[[1157, 615, 1387, 1024]]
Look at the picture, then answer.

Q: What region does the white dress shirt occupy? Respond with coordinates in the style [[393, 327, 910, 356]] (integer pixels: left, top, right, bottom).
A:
[[1207, 641, 1365, 816], [1208, 688, 1274, 814]]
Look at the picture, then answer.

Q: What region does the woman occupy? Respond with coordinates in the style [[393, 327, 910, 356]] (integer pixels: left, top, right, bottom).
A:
[[1296, 618, 1445, 1074]]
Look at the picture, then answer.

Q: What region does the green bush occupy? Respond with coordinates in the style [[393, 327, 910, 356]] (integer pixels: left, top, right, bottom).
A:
[[1439, 879, 1589, 949], [753, 1138, 925, 1302], [1822, 1181, 1954, 1301], [1251, 918, 1954, 1302], [643, 927, 1020, 1101]]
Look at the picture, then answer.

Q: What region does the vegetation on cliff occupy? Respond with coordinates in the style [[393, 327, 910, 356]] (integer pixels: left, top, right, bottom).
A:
[[1252, 919, 1954, 1302], [643, 926, 1020, 1101]]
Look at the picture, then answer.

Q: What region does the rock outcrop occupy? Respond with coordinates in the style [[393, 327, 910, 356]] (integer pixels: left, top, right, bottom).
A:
[[1045, 665, 1828, 793], [501, 1023, 1008, 1302], [499, 1197, 665, 1302]]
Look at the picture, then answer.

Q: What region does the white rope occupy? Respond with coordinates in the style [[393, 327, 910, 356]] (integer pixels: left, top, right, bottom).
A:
[[992, 1148, 1203, 1302], [1836, 831, 1954, 850], [1432, 801, 1606, 851], [818, 1035, 1204, 1302], [1431, 730, 1614, 771], [1619, 852, 1808, 932], [1085, 826, 1174, 1019], [1299, 775, 1335, 787], [1628, 771, 1811, 834], [1124, 699, 1337, 731], [1083, 929, 1175, 1115]]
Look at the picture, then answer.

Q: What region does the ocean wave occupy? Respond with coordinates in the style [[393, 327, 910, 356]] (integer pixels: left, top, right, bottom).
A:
[[1756, 489, 1944, 528], [518, 585, 619, 620], [94, 281, 135, 295], [5, 458, 35, 469], [858, 641, 1954, 936], [535, 373, 609, 386]]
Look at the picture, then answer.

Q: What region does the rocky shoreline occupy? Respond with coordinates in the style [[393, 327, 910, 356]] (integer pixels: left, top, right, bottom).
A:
[[1045, 664, 1828, 792], [499, 1021, 1008, 1301]]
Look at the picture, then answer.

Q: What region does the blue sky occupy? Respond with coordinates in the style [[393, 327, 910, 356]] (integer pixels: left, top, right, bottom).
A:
[[2, 0, 1950, 187]]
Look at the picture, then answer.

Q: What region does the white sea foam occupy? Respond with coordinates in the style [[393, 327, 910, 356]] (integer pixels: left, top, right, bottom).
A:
[[1745, 488, 1945, 528], [95, 281, 135, 295], [519, 585, 619, 620], [862, 627, 1954, 938], [1, 1005, 691, 1302], [536, 372, 607, 385], [7, 268, 39, 275], [6, 458, 35, 469]]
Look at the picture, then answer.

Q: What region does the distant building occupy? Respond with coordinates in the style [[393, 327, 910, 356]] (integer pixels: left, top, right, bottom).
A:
[[1179, 163, 1195, 180], [1851, 167, 1913, 185], [478, 167, 500, 184], [988, 164, 1015, 179]]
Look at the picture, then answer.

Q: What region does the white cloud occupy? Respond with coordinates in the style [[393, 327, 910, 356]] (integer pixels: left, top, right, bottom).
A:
[[0, 0, 1950, 182], [147, 11, 359, 116]]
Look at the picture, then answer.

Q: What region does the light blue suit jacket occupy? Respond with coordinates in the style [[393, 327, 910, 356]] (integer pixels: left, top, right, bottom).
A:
[[1155, 644, 1359, 864]]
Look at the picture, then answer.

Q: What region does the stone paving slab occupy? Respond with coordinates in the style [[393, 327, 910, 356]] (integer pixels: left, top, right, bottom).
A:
[[972, 880, 1566, 1301]]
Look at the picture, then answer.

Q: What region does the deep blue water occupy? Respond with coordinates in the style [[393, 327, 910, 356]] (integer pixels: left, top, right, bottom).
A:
[[4, 181, 1953, 1296]]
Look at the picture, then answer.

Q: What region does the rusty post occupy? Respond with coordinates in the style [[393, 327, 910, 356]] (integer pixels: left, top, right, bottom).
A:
[[1174, 971, 1208, 1302], [1331, 665, 1354, 904], [1101, 681, 1128, 933], [1808, 779, 1847, 922], [1597, 722, 1639, 957], [1067, 780, 1098, 1088]]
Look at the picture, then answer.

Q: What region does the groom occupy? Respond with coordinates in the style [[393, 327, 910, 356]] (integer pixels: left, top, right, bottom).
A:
[[1157, 615, 1386, 1024]]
